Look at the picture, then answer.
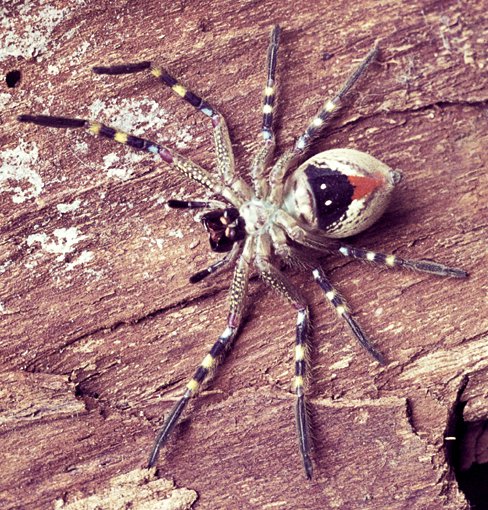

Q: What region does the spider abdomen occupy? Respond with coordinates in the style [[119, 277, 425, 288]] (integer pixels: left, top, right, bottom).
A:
[[282, 148, 401, 238]]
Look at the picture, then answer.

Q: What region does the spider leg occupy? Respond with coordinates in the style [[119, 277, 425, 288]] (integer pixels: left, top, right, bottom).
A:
[[189, 242, 241, 284], [167, 199, 228, 209], [17, 114, 241, 206], [93, 60, 251, 201], [255, 234, 313, 479], [312, 267, 385, 363], [274, 210, 468, 279], [273, 208, 339, 253], [165, 200, 242, 282], [147, 237, 254, 468], [293, 45, 378, 153], [336, 245, 468, 278], [251, 25, 281, 198], [267, 44, 378, 205]]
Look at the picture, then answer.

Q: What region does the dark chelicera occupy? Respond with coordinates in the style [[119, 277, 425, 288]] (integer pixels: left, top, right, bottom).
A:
[[201, 208, 246, 252]]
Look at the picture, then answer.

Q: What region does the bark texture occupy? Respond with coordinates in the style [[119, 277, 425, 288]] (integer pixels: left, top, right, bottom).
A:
[[1, 0, 487, 509]]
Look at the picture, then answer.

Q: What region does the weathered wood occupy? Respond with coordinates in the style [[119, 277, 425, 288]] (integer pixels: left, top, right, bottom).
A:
[[1, 0, 487, 508]]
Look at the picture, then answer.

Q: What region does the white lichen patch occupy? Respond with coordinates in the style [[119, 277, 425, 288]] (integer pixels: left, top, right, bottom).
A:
[[27, 227, 87, 262], [68, 40, 91, 65], [47, 64, 60, 75], [0, 255, 13, 275], [0, 2, 70, 62], [84, 266, 105, 280], [103, 151, 145, 181], [0, 92, 10, 109], [74, 140, 89, 154], [65, 250, 94, 271], [168, 229, 184, 239], [0, 140, 44, 203], [57, 199, 82, 214], [0, 302, 6, 314]]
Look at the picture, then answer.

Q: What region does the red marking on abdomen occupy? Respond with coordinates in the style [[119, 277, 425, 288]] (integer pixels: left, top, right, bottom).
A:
[[348, 174, 384, 200]]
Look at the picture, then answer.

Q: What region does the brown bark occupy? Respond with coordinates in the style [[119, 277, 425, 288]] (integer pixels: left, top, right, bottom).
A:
[[1, 0, 487, 508]]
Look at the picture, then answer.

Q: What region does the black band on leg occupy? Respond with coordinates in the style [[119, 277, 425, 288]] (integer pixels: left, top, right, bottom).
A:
[[93, 61, 151, 75], [18, 114, 87, 129]]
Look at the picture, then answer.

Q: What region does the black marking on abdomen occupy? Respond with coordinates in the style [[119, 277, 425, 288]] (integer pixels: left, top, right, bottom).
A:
[[304, 164, 354, 230]]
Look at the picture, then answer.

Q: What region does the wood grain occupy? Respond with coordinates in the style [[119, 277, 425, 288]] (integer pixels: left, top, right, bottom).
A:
[[1, 0, 486, 508]]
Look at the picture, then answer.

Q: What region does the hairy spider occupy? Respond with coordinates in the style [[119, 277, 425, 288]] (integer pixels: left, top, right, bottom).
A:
[[19, 25, 467, 480]]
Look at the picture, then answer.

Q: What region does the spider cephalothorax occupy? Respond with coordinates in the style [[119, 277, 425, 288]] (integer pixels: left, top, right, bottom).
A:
[[19, 25, 466, 480]]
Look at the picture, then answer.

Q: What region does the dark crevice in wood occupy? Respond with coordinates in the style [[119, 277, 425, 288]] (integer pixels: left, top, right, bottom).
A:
[[445, 375, 488, 509]]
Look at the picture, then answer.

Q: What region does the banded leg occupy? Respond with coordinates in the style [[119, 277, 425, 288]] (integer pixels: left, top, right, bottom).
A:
[[17, 114, 242, 205], [93, 61, 251, 200], [147, 237, 254, 468], [255, 234, 313, 479], [294, 45, 378, 153], [268, 45, 378, 205], [189, 242, 241, 284], [312, 267, 385, 364], [251, 25, 281, 198], [273, 211, 468, 279], [337, 245, 468, 278], [167, 199, 228, 210]]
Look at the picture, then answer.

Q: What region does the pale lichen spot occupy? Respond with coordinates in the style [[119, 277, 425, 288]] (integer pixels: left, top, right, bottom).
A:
[[0, 2, 70, 63], [0, 140, 44, 203], [27, 227, 88, 262], [0, 92, 11, 109], [57, 199, 82, 214], [168, 229, 184, 239], [65, 250, 94, 271], [47, 64, 60, 75]]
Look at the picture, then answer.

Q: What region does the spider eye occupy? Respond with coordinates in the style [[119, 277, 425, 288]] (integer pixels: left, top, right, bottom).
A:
[[201, 208, 246, 252]]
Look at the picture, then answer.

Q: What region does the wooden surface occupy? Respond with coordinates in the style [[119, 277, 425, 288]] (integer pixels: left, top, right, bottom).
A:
[[1, 0, 487, 508]]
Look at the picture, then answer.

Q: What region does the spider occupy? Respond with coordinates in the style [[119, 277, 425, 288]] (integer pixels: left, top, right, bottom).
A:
[[18, 25, 467, 480]]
